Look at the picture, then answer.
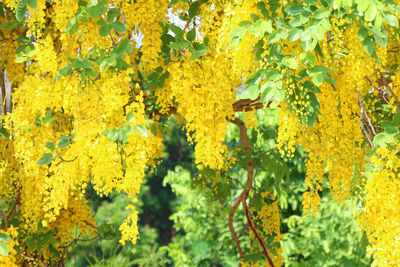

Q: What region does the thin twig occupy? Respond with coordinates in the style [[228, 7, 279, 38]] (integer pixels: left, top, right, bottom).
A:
[[226, 176, 246, 189], [357, 91, 376, 136], [357, 91, 374, 147], [55, 149, 78, 163], [1, 211, 7, 230], [380, 72, 400, 111], [238, 192, 257, 238], [243, 198, 275, 267], [250, 148, 276, 165]]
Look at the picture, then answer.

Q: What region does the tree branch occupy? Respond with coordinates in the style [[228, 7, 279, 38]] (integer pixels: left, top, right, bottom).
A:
[[380, 72, 400, 112], [243, 198, 275, 267], [357, 91, 375, 147], [228, 117, 275, 267]]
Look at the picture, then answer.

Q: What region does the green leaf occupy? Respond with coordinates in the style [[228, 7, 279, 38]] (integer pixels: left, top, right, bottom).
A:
[[27, 0, 37, 9], [102, 129, 112, 137], [288, 27, 303, 41], [0, 242, 8, 256], [108, 129, 119, 142], [16, 0, 27, 22], [189, 47, 209, 60], [99, 23, 111, 37], [262, 85, 285, 102], [357, 0, 369, 12], [134, 125, 150, 137], [188, 1, 200, 19], [58, 139, 70, 148], [229, 37, 241, 48], [247, 84, 259, 100], [170, 24, 184, 39], [99, 57, 117, 70], [49, 243, 60, 258], [25, 46, 37, 57], [285, 4, 307, 15], [120, 125, 133, 143], [267, 31, 281, 43], [283, 57, 298, 69], [324, 75, 338, 85], [307, 65, 331, 74], [46, 142, 56, 151], [0, 200, 8, 211], [365, 4, 377, 21], [251, 14, 261, 23], [55, 65, 72, 82], [246, 69, 265, 84], [257, 1, 269, 17], [37, 153, 53, 165], [312, 72, 325, 86], [15, 54, 27, 63], [393, 112, 400, 126], [289, 14, 309, 27], [373, 132, 394, 147], [305, 53, 315, 65], [357, 27, 368, 41], [86, 68, 97, 78], [313, 7, 331, 19], [16, 37, 32, 43], [382, 121, 398, 134], [239, 20, 253, 28], [169, 40, 190, 50], [230, 26, 247, 39], [87, 0, 98, 7], [370, 27, 388, 47], [265, 69, 281, 80], [107, 8, 121, 22], [0, 128, 10, 139], [362, 36, 376, 56], [187, 28, 196, 42], [126, 110, 135, 123], [88, 4, 105, 19], [375, 12, 383, 28], [384, 13, 399, 27], [65, 17, 79, 34], [253, 19, 272, 37], [58, 135, 74, 148], [0, 22, 19, 30], [121, 125, 133, 136], [111, 21, 126, 33], [0, 233, 11, 243]]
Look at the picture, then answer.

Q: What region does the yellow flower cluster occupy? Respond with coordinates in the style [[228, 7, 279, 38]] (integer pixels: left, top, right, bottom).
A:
[[0, 226, 19, 267], [244, 110, 258, 131], [156, 1, 261, 171], [48, 196, 96, 244], [119, 204, 139, 245], [122, 0, 169, 73], [0, 0, 164, 260], [299, 22, 378, 213], [166, 54, 235, 170], [34, 35, 58, 76], [249, 192, 284, 267], [360, 146, 400, 266], [277, 103, 300, 159]]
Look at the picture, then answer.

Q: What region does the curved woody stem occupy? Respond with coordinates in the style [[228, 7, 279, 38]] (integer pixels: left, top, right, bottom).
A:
[[228, 115, 275, 267]]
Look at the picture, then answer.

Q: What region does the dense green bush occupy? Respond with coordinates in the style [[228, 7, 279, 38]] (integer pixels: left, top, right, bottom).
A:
[[282, 198, 372, 267]]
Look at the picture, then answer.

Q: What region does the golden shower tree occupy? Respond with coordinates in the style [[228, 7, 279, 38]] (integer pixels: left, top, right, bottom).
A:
[[0, 0, 399, 266]]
